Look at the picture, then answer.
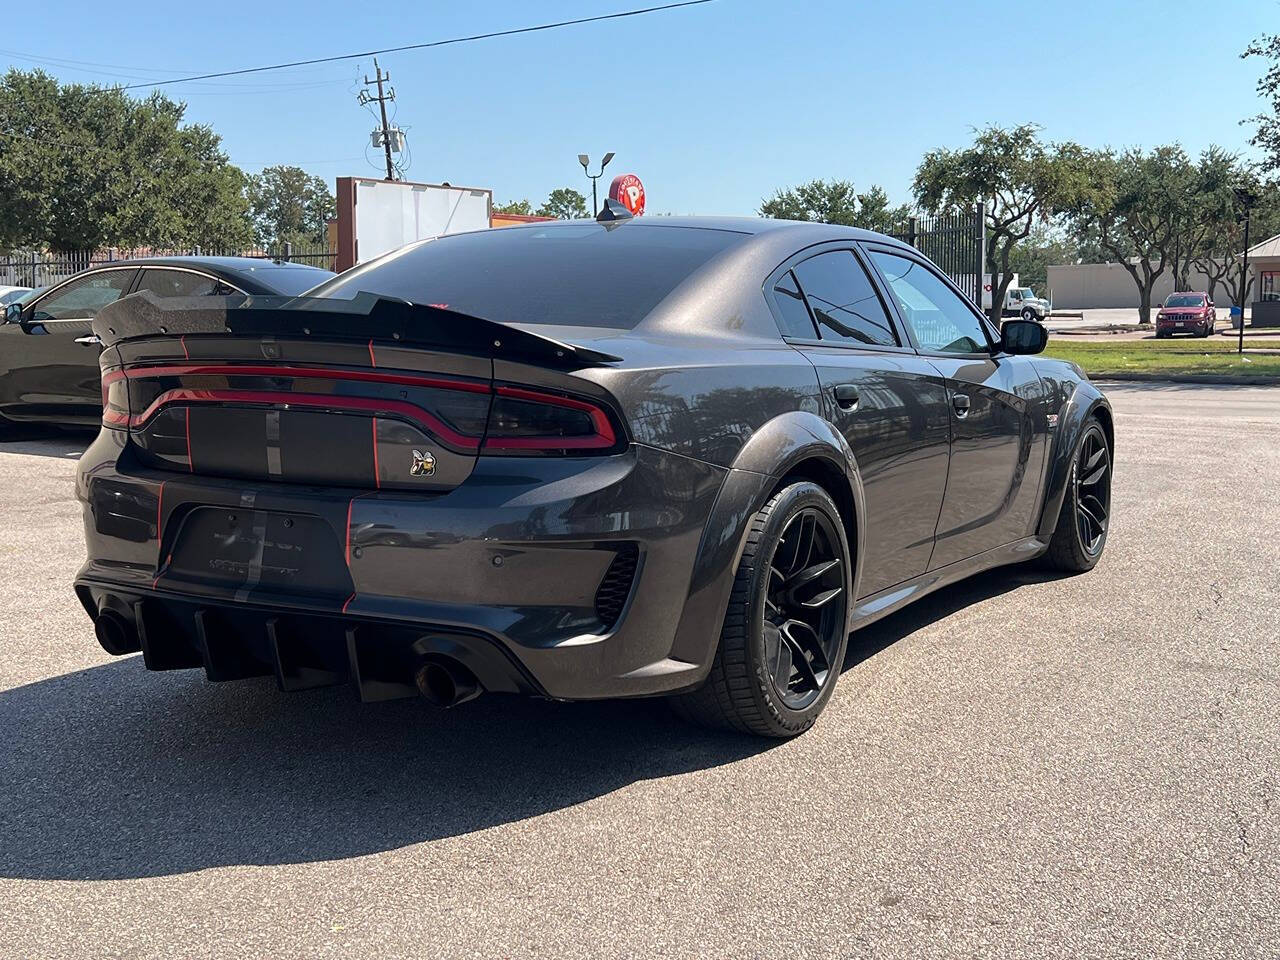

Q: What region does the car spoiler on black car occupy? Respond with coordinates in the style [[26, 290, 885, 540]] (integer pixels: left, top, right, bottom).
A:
[[93, 290, 623, 368]]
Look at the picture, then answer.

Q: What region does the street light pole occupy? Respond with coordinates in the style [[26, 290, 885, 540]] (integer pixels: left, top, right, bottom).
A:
[[1239, 212, 1250, 356], [1234, 186, 1258, 357], [578, 152, 615, 217]]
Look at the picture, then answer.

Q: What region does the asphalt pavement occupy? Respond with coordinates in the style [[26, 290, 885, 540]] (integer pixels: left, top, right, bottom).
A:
[[1, 382, 1277, 959]]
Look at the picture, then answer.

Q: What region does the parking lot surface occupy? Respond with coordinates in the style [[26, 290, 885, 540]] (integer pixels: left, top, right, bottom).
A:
[[2, 382, 1277, 959]]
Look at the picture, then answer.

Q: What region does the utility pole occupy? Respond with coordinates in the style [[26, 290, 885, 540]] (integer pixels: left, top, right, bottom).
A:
[[360, 58, 397, 181]]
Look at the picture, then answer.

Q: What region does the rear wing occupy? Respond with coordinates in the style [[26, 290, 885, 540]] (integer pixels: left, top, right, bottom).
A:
[[93, 290, 622, 369]]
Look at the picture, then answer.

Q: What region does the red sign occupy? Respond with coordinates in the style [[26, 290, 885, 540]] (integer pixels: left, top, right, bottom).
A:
[[608, 174, 646, 216]]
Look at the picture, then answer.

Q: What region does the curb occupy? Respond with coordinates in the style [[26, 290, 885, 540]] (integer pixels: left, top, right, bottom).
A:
[[1092, 374, 1280, 386]]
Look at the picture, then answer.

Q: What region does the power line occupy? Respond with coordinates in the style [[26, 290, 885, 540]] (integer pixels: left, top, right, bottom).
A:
[[117, 1, 715, 90]]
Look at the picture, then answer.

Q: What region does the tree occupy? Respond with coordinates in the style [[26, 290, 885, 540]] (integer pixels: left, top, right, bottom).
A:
[[1063, 146, 1191, 325], [494, 198, 533, 216], [1244, 33, 1280, 174], [536, 188, 588, 220], [1194, 176, 1280, 307], [1008, 224, 1088, 292], [244, 165, 334, 248], [914, 124, 1090, 326], [0, 68, 252, 251], [759, 178, 909, 230], [1166, 147, 1236, 290]]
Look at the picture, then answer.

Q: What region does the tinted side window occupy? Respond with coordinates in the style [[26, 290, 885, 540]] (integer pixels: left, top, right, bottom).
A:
[[870, 251, 989, 354], [136, 269, 222, 298], [770, 270, 817, 338], [792, 251, 898, 347], [32, 269, 134, 321]]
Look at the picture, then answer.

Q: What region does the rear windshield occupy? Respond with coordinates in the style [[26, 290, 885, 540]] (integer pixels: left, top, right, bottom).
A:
[[1165, 294, 1205, 307], [248, 265, 337, 296], [310, 223, 745, 329]]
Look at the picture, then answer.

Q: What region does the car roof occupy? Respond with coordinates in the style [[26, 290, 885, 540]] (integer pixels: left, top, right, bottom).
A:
[[82, 256, 333, 293], [488, 214, 912, 245]]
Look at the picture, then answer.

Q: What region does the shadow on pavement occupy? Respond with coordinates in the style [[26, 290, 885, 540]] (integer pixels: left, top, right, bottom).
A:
[[0, 565, 1059, 881], [0, 424, 94, 459], [844, 566, 1067, 670]]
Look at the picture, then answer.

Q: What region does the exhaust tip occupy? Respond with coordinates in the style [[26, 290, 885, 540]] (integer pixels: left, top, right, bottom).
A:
[[95, 610, 140, 656], [414, 659, 481, 709]]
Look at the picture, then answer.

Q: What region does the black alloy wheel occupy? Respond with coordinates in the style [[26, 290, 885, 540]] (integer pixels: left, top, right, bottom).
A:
[[762, 507, 846, 711], [1074, 425, 1111, 557], [1043, 418, 1112, 572], [671, 481, 852, 737]]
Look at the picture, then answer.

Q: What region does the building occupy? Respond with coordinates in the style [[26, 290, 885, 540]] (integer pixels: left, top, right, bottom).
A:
[[1046, 234, 1280, 325]]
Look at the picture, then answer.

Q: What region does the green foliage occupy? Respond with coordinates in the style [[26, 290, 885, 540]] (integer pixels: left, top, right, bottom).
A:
[[758, 179, 909, 230], [494, 198, 533, 216], [1062, 145, 1250, 320], [914, 124, 1091, 324], [1008, 224, 1091, 291], [536, 187, 588, 220], [0, 68, 252, 251], [1244, 33, 1280, 174], [245, 165, 334, 248]]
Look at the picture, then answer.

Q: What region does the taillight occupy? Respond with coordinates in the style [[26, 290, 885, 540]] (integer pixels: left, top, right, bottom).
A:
[[482, 385, 619, 453], [101, 368, 129, 428]]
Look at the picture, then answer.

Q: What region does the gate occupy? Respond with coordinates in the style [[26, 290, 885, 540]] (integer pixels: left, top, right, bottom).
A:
[[886, 204, 986, 306]]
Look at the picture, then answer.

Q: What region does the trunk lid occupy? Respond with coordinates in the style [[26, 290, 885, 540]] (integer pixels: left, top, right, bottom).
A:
[[96, 291, 620, 493]]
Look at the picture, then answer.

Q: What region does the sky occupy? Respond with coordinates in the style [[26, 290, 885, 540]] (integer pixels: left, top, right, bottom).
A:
[[4, 0, 1277, 215]]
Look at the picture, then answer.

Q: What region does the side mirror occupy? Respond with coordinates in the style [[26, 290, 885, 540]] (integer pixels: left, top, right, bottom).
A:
[[4, 302, 21, 323], [1000, 318, 1048, 355]]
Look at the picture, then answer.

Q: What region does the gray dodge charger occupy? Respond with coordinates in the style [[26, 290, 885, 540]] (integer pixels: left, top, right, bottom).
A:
[[73, 207, 1113, 737]]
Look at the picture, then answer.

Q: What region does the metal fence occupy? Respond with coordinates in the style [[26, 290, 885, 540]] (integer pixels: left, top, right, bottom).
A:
[[0, 242, 337, 290], [886, 204, 986, 306]]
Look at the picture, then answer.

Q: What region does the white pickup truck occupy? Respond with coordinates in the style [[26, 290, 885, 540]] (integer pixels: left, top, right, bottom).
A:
[[981, 274, 1052, 321]]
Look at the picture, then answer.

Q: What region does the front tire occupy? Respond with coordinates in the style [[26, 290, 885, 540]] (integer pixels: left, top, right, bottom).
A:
[[1022, 307, 1035, 322], [671, 482, 851, 738], [1042, 419, 1112, 573]]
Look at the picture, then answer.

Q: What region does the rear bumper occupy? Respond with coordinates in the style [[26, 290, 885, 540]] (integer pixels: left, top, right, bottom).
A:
[[74, 429, 729, 700]]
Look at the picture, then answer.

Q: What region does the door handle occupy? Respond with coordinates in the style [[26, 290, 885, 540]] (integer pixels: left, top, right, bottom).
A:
[[74, 334, 102, 347], [832, 383, 860, 410], [951, 393, 971, 418]]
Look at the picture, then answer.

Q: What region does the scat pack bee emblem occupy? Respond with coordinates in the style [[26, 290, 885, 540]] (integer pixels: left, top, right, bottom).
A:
[[410, 449, 436, 477]]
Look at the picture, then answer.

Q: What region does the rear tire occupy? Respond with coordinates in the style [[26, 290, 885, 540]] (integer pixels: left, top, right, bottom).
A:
[[671, 482, 851, 738], [1042, 419, 1112, 573]]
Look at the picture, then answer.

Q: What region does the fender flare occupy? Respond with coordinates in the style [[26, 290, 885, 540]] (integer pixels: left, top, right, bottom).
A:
[[667, 410, 865, 672], [1035, 380, 1113, 540]]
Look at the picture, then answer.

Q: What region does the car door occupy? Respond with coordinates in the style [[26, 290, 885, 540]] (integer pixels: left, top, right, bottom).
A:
[[864, 246, 1049, 569], [0, 266, 138, 425], [767, 245, 952, 600]]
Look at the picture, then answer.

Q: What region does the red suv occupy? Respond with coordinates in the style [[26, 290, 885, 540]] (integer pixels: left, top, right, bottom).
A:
[[1156, 292, 1215, 338]]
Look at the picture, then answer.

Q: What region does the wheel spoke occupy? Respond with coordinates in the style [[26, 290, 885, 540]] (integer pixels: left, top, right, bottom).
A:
[[1083, 439, 1106, 473], [800, 586, 843, 609], [1079, 495, 1108, 533], [779, 512, 816, 577], [764, 622, 792, 692], [780, 621, 822, 691], [1080, 456, 1109, 488], [786, 557, 840, 589]]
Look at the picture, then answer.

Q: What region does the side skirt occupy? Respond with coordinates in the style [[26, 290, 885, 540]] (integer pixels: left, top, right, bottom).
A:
[[851, 536, 1048, 632]]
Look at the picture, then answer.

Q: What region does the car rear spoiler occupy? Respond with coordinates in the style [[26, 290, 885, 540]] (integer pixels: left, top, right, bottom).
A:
[[93, 290, 623, 368]]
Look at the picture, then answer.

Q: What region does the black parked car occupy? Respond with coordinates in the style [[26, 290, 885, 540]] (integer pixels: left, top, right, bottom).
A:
[[0, 257, 334, 433], [73, 213, 1113, 737]]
